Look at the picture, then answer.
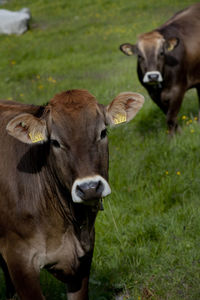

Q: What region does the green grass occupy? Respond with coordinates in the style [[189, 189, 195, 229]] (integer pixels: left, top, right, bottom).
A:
[[0, 0, 199, 299]]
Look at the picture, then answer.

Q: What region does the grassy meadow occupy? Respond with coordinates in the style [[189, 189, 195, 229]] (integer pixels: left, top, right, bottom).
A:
[[0, 0, 200, 299]]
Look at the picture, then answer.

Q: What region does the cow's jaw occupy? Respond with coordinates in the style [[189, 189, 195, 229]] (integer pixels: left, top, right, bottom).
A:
[[143, 71, 163, 84], [71, 175, 111, 204]]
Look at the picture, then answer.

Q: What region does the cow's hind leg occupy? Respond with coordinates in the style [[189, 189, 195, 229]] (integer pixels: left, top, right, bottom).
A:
[[0, 255, 16, 300]]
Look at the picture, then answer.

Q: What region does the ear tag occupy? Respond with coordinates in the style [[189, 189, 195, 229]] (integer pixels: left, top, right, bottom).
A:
[[126, 48, 133, 55], [113, 113, 127, 125], [167, 44, 174, 52], [29, 132, 44, 143]]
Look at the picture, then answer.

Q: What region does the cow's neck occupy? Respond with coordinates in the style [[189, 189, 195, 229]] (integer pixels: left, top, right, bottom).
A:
[[47, 179, 99, 252], [70, 202, 98, 252]]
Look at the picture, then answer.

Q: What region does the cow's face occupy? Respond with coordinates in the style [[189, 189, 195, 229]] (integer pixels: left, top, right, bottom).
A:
[[6, 90, 144, 206], [120, 31, 179, 85]]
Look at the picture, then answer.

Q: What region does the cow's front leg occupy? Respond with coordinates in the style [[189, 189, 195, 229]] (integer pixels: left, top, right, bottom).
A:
[[162, 86, 184, 135], [67, 249, 93, 300], [67, 276, 89, 300], [3, 251, 45, 300], [0, 254, 16, 300]]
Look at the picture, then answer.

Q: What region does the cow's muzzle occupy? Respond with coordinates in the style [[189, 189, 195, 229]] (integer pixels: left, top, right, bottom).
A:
[[71, 175, 111, 204], [143, 71, 163, 84]]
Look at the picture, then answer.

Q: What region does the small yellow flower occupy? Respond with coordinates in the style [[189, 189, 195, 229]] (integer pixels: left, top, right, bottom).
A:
[[48, 76, 56, 84], [36, 75, 40, 79], [182, 115, 187, 120], [189, 119, 193, 124], [165, 171, 169, 175], [20, 93, 24, 97], [166, 130, 169, 134], [11, 60, 16, 65], [176, 171, 181, 176], [38, 84, 44, 90], [190, 129, 195, 133], [194, 117, 198, 121], [8, 97, 13, 100]]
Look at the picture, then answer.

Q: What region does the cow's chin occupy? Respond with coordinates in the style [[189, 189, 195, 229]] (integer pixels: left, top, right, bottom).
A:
[[71, 175, 111, 206], [146, 81, 160, 86]]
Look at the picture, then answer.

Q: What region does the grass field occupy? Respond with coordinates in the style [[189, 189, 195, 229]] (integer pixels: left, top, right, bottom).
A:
[[0, 0, 199, 299]]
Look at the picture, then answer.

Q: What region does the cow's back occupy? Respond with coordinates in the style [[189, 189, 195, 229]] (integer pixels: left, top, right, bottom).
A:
[[159, 3, 200, 60]]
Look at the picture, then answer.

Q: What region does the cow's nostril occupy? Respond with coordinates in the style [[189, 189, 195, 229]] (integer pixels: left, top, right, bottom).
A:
[[148, 73, 159, 81], [76, 185, 85, 198], [95, 181, 104, 194]]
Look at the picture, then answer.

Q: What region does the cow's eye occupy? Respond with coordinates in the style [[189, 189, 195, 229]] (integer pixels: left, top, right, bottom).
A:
[[100, 128, 107, 139], [51, 139, 61, 148]]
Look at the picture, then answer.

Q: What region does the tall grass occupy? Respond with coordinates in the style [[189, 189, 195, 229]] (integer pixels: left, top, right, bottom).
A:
[[0, 0, 199, 299]]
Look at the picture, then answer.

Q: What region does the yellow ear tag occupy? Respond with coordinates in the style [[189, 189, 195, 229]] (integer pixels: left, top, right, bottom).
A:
[[29, 132, 44, 143], [113, 113, 127, 125], [126, 48, 133, 55], [167, 44, 174, 52]]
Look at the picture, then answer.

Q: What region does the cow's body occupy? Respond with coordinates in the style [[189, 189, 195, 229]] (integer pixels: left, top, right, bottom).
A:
[[0, 89, 144, 300], [120, 3, 200, 134]]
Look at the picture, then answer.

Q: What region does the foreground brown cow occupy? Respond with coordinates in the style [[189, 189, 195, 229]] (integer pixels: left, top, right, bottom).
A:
[[0, 89, 144, 300], [120, 3, 200, 134]]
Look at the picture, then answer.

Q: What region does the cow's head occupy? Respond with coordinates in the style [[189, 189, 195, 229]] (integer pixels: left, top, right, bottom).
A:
[[120, 31, 179, 85], [6, 90, 144, 206]]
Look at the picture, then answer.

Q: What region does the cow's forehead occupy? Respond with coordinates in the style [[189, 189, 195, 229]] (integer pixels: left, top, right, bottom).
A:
[[48, 90, 104, 131], [138, 31, 164, 53], [49, 90, 101, 117]]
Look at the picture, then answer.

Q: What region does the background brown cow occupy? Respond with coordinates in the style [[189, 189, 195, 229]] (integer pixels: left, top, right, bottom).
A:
[[0, 89, 144, 300], [120, 3, 200, 134]]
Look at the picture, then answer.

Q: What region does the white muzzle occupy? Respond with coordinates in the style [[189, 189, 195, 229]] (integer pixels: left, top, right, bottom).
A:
[[143, 71, 163, 83], [71, 175, 111, 203]]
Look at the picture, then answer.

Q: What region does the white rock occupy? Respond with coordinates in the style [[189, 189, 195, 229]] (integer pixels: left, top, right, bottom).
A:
[[0, 8, 31, 35]]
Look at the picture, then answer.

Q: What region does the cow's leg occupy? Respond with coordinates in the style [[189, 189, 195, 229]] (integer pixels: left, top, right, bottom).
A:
[[67, 276, 89, 300], [4, 252, 45, 300], [0, 255, 16, 300], [162, 87, 184, 135], [196, 84, 200, 122], [67, 250, 93, 300]]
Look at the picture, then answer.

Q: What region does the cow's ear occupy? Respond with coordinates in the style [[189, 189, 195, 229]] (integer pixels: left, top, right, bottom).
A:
[[106, 92, 144, 126], [6, 113, 48, 144], [165, 37, 179, 52], [119, 43, 137, 56]]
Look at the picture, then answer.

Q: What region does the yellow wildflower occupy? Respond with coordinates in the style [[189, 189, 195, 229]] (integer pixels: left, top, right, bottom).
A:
[[176, 171, 181, 176], [11, 60, 16, 65], [190, 129, 195, 133], [165, 171, 169, 175], [48, 76, 56, 84], [38, 85, 44, 90], [182, 115, 187, 120]]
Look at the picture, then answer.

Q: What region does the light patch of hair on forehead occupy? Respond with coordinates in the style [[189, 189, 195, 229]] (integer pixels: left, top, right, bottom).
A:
[[137, 31, 164, 57], [48, 89, 100, 117], [46, 90, 105, 130]]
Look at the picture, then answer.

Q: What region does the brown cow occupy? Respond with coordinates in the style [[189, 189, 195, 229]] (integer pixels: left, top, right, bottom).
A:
[[0, 89, 144, 300], [120, 3, 200, 134]]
